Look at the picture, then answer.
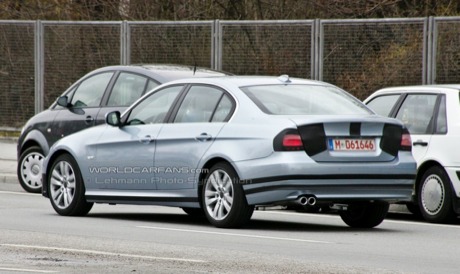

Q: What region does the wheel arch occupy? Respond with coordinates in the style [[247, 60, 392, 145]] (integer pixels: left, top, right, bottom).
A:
[[19, 130, 50, 156], [42, 149, 75, 198], [197, 157, 239, 207], [416, 160, 459, 214]]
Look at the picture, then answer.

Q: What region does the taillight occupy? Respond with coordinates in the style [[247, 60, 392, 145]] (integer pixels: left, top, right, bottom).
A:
[[400, 128, 412, 151], [274, 129, 303, 151]]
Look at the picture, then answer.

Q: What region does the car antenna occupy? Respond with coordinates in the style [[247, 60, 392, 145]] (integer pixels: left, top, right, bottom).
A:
[[193, 61, 197, 75]]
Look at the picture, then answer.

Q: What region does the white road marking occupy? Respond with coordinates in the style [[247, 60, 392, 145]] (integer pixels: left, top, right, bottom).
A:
[[2, 188, 457, 229], [257, 210, 460, 228], [1, 244, 206, 263], [0, 267, 57, 273], [137, 225, 334, 244], [0, 190, 38, 196]]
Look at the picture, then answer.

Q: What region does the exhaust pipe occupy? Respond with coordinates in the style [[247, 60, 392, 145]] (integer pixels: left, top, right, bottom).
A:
[[297, 195, 317, 206], [299, 196, 308, 205]]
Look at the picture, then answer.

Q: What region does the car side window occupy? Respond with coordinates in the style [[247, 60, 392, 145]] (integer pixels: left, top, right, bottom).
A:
[[107, 72, 149, 107], [395, 94, 437, 134], [211, 95, 234, 122], [436, 95, 447, 134], [366, 95, 400, 116], [70, 72, 114, 108], [146, 79, 160, 93], [174, 86, 224, 123], [126, 85, 183, 125]]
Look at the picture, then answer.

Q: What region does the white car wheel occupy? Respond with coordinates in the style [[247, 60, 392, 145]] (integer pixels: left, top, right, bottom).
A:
[[18, 146, 44, 193], [418, 166, 456, 223]]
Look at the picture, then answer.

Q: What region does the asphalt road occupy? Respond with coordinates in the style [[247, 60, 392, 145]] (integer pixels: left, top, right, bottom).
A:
[[1, 140, 459, 273]]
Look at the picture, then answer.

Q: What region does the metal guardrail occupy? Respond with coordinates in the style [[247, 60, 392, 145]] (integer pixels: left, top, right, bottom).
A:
[[1, 17, 460, 129]]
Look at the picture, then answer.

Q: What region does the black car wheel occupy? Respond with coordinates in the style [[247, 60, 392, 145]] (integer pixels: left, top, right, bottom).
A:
[[339, 201, 389, 228], [48, 154, 93, 216], [418, 166, 456, 223], [405, 203, 422, 217], [17, 146, 44, 193], [182, 207, 205, 217], [202, 162, 254, 228]]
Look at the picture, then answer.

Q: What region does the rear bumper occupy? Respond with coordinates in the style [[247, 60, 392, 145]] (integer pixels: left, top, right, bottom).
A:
[[234, 151, 416, 205], [242, 178, 414, 205]]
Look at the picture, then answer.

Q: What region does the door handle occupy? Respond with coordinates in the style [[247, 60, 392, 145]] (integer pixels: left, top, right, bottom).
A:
[[140, 135, 152, 144], [196, 133, 212, 141], [413, 140, 428, 146], [85, 116, 94, 124]]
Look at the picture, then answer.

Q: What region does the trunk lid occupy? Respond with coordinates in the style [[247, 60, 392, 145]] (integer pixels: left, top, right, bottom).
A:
[[288, 115, 405, 162]]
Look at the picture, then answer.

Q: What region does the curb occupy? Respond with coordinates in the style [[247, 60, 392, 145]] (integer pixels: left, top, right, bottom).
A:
[[0, 173, 17, 184]]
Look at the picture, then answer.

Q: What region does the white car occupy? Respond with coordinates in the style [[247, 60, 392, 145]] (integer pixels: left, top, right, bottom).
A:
[[364, 85, 460, 223]]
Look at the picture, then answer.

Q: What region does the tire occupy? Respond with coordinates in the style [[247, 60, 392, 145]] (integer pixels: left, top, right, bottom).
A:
[[202, 162, 254, 228], [48, 154, 93, 216], [418, 166, 456, 223], [17, 146, 44, 193], [339, 201, 389, 228], [182, 207, 205, 217]]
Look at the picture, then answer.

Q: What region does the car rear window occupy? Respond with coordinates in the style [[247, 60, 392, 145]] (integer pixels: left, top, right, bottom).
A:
[[241, 84, 372, 115]]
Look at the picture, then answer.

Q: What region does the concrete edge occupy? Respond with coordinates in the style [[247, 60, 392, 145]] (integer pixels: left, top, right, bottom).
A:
[[0, 173, 17, 184]]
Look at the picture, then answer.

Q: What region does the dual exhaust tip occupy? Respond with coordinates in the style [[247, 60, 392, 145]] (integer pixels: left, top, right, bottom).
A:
[[298, 195, 317, 206]]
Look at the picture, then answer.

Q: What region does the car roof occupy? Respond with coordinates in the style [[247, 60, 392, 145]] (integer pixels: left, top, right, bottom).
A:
[[89, 64, 232, 83], [374, 84, 460, 94], [162, 75, 336, 88], [365, 84, 460, 101]]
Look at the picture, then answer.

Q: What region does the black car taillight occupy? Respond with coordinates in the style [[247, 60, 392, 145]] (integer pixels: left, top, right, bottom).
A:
[[400, 127, 412, 151], [274, 129, 303, 151]]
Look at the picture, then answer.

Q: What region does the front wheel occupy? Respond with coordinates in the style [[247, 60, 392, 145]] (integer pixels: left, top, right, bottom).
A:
[[339, 201, 389, 228], [17, 146, 44, 193], [48, 154, 93, 216], [202, 162, 254, 228], [418, 166, 456, 223]]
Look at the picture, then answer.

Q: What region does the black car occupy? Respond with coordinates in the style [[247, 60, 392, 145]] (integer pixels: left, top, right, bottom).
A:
[[17, 64, 230, 193]]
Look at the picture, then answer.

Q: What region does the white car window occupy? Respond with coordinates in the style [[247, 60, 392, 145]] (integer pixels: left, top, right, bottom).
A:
[[436, 95, 447, 134], [395, 94, 437, 134], [366, 94, 400, 116]]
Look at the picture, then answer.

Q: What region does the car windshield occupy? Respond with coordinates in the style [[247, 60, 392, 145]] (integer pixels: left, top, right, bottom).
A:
[[241, 84, 372, 115]]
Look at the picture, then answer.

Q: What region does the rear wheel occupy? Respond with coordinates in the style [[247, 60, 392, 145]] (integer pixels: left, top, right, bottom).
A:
[[17, 146, 44, 193], [202, 162, 254, 228], [48, 154, 93, 216], [418, 166, 456, 223], [339, 201, 389, 228]]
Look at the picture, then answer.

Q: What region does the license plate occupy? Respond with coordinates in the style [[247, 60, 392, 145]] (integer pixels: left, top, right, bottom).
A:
[[328, 138, 376, 151]]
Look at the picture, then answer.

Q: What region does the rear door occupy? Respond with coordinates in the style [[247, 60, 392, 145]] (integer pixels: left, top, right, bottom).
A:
[[393, 93, 441, 165], [154, 85, 235, 190]]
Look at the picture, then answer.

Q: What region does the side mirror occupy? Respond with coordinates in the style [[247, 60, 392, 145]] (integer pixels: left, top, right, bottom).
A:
[[106, 111, 122, 127], [57, 96, 69, 107]]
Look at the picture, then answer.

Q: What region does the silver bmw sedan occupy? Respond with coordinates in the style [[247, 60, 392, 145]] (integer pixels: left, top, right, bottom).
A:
[[41, 75, 416, 229]]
